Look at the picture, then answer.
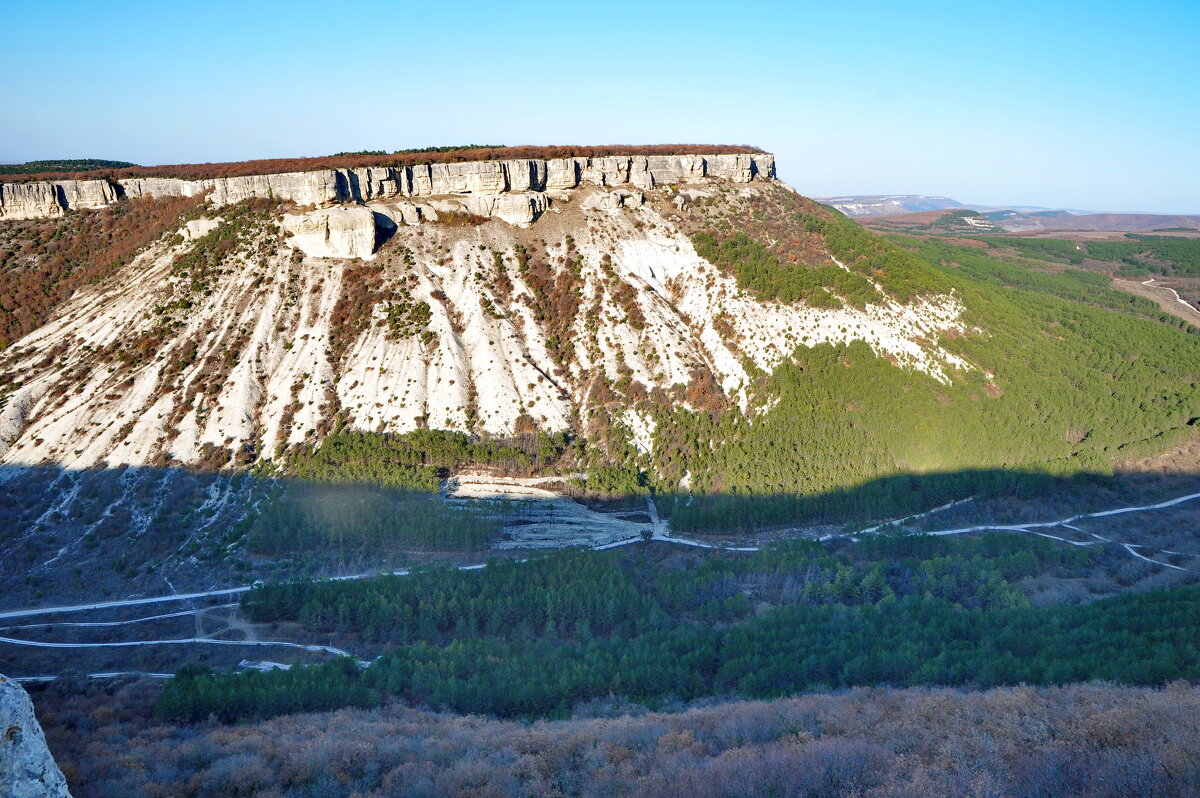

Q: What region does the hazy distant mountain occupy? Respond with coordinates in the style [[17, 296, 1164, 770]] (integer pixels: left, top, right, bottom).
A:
[[1010, 213, 1200, 233], [818, 194, 1103, 218], [821, 195, 1200, 233], [816, 194, 968, 217]]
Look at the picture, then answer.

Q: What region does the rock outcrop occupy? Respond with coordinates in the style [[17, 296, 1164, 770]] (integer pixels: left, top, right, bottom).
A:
[[282, 206, 378, 259], [584, 189, 645, 211], [180, 218, 221, 241], [0, 152, 776, 220], [0, 182, 60, 220], [372, 201, 437, 226], [461, 192, 551, 226], [0, 179, 117, 220], [210, 171, 344, 207], [0, 675, 72, 798]]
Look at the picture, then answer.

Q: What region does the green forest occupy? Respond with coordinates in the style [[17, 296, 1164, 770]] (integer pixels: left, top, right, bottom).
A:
[[0, 158, 136, 175], [650, 203, 1200, 533], [982, 234, 1200, 278], [157, 540, 1196, 722], [239, 429, 571, 556], [141, 191, 1200, 728], [285, 429, 567, 490]]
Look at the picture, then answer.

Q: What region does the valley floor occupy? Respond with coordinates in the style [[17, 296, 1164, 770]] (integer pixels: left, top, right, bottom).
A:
[[3, 469, 1199, 682]]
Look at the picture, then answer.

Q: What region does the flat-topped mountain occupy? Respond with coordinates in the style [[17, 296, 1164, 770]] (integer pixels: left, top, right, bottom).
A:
[[0, 149, 982, 474], [1, 145, 1196, 550]]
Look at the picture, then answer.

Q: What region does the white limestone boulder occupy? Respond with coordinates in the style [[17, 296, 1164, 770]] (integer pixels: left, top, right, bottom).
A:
[[0, 179, 118, 220], [546, 158, 583, 190], [429, 160, 508, 194], [120, 176, 213, 199], [180, 218, 221, 241], [282, 206, 377, 259], [57, 179, 118, 211], [463, 192, 550, 226], [582, 157, 632, 186], [373, 201, 426, 226], [502, 159, 547, 192], [706, 154, 755, 182]]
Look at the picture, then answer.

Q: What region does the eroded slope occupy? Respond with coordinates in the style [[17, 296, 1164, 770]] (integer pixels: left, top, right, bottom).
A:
[[0, 180, 969, 471]]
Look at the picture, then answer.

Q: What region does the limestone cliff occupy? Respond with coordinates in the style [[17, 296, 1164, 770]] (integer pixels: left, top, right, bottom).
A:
[[0, 152, 776, 220], [0, 179, 117, 220], [0, 675, 72, 798]]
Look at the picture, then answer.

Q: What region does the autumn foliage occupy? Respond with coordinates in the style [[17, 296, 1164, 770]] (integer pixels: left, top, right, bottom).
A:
[[33, 678, 1200, 797], [0, 196, 201, 348]]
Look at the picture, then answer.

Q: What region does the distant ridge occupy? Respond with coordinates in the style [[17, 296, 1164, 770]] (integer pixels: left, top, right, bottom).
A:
[[823, 195, 1200, 233], [817, 194, 967, 217], [864, 208, 1200, 234]]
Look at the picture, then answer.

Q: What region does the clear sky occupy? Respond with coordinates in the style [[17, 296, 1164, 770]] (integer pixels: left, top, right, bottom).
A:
[[3, 0, 1197, 213]]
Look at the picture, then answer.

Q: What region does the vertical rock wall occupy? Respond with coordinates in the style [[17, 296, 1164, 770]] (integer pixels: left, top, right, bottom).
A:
[[0, 153, 776, 219]]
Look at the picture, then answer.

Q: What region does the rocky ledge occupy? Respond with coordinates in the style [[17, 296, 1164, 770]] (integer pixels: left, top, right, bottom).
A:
[[0, 152, 774, 220], [0, 674, 72, 798]]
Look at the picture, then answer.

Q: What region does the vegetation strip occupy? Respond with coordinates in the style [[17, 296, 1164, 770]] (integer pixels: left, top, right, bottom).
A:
[[157, 537, 1199, 720]]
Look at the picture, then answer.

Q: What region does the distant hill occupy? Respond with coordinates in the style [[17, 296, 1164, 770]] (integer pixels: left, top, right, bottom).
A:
[[1021, 213, 1200, 233], [818, 194, 1085, 219], [862, 208, 1007, 234], [823, 194, 1200, 234], [0, 158, 136, 175]]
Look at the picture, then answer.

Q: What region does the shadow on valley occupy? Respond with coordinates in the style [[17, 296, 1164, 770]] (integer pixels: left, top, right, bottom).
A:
[[2, 454, 1197, 614]]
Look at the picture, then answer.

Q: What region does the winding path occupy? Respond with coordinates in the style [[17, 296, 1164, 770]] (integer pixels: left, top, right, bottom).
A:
[[14, 671, 174, 683], [5, 487, 1197, 682], [1142, 279, 1200, 314], [0, 604, 239, 631], [6, 489, 1197, 625], [0, 587, 256, 622], [0, 635, 354, 657]]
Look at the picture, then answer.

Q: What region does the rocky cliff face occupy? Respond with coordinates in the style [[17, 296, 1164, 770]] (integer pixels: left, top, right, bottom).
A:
[[0, 675, 72, 798], [0, 167, 969, 471], [0, 179, 118, 220], [0, 152, 775, 220]]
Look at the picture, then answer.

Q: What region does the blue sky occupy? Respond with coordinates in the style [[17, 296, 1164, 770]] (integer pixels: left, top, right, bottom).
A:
[[3, 0, 1197, 213]]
